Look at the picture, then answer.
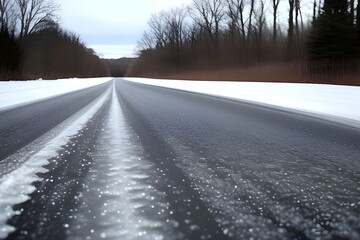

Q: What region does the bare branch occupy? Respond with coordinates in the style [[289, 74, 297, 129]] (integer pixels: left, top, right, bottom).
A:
[[191, 0, 225, 45], [0, 0, 16, 31], [15, 0, 59, 37]]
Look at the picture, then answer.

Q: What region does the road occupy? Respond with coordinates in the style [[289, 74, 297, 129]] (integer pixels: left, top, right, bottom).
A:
[[0, 78, 359, 240]]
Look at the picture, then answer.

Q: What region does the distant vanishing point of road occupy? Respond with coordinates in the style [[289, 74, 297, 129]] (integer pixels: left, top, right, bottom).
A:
[[0, 78, 359, 240]]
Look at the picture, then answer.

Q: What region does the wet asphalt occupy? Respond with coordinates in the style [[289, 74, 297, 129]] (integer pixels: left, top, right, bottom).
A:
[[1, 78, 360, 239]]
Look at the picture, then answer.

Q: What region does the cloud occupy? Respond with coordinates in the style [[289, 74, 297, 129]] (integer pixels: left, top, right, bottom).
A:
[[56, 0, 192, 56]]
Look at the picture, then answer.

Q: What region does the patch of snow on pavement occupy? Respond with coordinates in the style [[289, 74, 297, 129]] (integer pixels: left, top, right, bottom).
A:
[[0, 86, 111, 239], [68, 83, 177, 240], [124, 78, 360, 126], [0, 77, 112, 111]]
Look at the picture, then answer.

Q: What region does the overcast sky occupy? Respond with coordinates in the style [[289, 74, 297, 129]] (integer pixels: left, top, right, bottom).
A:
[[56, 0, 313, 59], [56, 0, 192, 59]]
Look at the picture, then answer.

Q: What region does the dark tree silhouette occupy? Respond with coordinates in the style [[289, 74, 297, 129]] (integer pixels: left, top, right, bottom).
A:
[[1, 0, 110, 80], [308, 0, 358, 61], [0, 27, 21, 79], [272, 0, 280, 46], [21, 27, 109, 79], [288, 0, 295, 59]]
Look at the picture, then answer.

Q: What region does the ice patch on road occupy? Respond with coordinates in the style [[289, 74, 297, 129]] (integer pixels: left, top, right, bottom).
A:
[[0, 77, 112, 111], [0, 85, 111, 239]]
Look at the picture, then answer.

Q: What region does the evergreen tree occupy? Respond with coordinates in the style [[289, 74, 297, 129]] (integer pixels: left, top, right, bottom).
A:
[[308, 0, 359, 61]]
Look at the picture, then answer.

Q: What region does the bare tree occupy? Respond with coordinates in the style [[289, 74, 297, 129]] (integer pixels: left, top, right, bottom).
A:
[[288, 0, 295, 59], [191, 0, 225, 47], [183, 21, 201, 45], [0, 0, 16, 31], [272, 0, 280, 45], [164, 7, 188, 49], [15, 0, 59, 38], [226, 0, 246, 41], [312, 0, 317, 23], [295, 0, 299, 37], [317, 0, 321, 16], [148, 11, 169, 48], [247, 0, 256, 40], [140, 7, 188, 54], [350, 0, 355, 25], [357, 1, 360, 28], [164, 7, 188, 61], [137, 31, 155, 52], [255, 0, 266, 41], [0, 0, 8, 29], [295, 0, 304, 36]]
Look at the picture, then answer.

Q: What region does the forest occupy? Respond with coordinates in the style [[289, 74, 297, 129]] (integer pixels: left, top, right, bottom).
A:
[[0, 0, 109, 80], [128, 0, 360, 84]]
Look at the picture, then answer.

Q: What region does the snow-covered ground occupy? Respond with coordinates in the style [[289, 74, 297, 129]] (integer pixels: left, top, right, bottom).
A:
[[0, 78, 112, 111], [125, 78, 360, 127], [1, 77, 359, 127]]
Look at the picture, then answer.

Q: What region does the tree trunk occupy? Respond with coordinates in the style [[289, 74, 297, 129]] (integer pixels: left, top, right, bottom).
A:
[[312, 0, 317, 23], [248, 0, 255, 40], [317, 0, 321, 17], [287, 0, 294, 60], [247, 0, 255, 64], [350, 0, 355, 25], [357, 1, 360, 27], [272, 0, 280, 46], [295, 0, 299, 37], [357, 1, 360, 35], [239, 1, 246, 41]]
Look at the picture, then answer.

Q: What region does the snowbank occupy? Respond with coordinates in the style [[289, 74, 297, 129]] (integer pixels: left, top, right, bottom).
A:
[[124, 78, 360, 127], [0, 78, 112, 111], [1, 77, 359, 127]]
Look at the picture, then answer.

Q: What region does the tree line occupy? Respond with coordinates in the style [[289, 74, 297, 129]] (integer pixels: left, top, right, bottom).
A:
[[129, 0, 360, 82], [0, 0, 109, 80]]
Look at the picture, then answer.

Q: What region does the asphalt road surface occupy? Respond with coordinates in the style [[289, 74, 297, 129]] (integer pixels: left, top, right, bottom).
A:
[[0, 78, 359, 240]]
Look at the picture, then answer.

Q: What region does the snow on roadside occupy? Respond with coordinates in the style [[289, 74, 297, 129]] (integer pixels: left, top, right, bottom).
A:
[[0, 78, 112, 111], [124, 77, 360, 126], [1, 77, 359, 126]]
